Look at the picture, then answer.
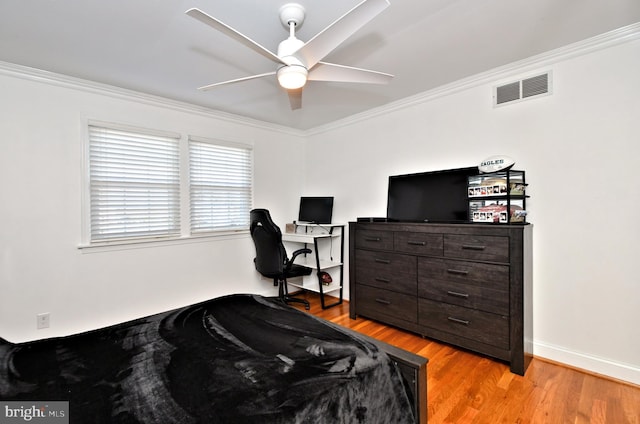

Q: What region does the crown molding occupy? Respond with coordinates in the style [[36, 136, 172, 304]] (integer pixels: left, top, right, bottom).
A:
[[0, 61, 307, 138], [2, 21, 639, 138], [305, 22, 640, 136]]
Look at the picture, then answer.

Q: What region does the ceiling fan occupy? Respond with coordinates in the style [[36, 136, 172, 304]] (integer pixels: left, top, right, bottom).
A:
[[185, 0, 393, 109]]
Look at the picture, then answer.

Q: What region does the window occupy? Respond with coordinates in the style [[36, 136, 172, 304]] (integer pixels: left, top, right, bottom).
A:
[[189, 137, 253, 233], [85, 123, 253, 245], [88, 125, 181, 242]]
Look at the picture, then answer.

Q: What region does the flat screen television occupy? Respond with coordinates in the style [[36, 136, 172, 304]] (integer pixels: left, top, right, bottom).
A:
[[298, 196, 334, 224], [386, 167, 479, 223]]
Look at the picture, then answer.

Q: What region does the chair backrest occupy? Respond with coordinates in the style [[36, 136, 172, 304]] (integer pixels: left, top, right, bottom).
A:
[[250, 209, 287, 278]]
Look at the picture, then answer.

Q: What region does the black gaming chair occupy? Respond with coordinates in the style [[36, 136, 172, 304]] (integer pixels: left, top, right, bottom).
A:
[[250, 208, 312, 309]]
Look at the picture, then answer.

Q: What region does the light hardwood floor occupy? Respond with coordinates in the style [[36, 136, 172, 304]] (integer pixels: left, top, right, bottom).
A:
[[292, 293, 640, 424]]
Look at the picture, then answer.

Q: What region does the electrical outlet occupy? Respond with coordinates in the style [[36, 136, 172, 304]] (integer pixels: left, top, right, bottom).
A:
[[37, 313, 50, 329]]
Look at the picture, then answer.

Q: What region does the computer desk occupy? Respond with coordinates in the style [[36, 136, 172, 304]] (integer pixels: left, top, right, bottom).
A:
[[281, 223, 345, 309]]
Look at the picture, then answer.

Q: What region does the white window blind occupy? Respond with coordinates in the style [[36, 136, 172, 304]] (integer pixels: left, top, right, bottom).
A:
[[88, 125, 181, 242], [189, 138, 252, 233]]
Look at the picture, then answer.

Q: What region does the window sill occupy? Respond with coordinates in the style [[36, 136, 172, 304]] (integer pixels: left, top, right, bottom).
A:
[[78, 230, 250, 253]]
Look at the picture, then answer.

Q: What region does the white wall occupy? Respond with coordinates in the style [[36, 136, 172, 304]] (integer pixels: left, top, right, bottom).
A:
[[1, 32, 639, 386], [305, 37, 640, 384], [0, 70, 306, 343]]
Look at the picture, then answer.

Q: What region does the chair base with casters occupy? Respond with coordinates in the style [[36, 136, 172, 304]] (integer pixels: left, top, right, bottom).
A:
[[273, 264, 312, 309]]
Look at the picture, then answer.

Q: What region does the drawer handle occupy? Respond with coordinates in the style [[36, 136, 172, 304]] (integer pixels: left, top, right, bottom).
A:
[[375, 298, 391, 305], [374, 258, 391, 264], [448, 317, 470, 326], [462, 244, 485, 251], [447, 269, 469, 276], [447, 290, 469, 299], [375, 278, 391, 284], [365, 237, 382, 242], [407, 241, 426, 246]]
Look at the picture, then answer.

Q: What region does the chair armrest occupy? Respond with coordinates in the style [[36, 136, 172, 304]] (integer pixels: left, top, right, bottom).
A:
[[291, 248, 312, 262], [286, 248, 312, 271]]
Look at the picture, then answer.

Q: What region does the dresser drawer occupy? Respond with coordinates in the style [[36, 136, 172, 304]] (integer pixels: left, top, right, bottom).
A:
[[418, 258, 509, 315], [355, 229, 394, 251], [355, 249, 417, 295], [356, 285, 418, 323], [394, 232, 443, 256], [418, 298, 509, 349], [418, 256, 508, 314], [444, 234, 509, 263], [417, 257, 509, 289]]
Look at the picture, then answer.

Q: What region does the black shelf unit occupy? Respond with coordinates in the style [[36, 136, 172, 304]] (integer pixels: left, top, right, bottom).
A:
[[467, 169, 529, 224]]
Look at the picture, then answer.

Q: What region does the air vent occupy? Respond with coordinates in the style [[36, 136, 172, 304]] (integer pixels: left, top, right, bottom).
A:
[[522, 73, 548, 98], [496, 82, 521, 105], [494, 71, 551, 106]]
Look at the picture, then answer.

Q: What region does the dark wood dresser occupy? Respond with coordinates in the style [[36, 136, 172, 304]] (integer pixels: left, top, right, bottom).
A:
[[349, 221, 533, 375]]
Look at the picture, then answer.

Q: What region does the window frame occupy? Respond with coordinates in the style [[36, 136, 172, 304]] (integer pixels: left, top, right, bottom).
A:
[[188, 135, 254, 235], [80, 121, 253, 249]]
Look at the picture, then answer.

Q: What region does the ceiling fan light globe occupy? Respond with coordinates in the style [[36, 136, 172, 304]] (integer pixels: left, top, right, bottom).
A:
[[277, 65, 308, 89]]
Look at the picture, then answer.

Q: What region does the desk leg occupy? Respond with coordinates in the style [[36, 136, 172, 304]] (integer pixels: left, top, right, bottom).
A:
[[316, 228, 344, 310]]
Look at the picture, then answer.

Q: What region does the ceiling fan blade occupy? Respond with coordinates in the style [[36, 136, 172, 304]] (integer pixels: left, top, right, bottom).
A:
[[198, 71, 276, 91], [186, 8, 286, 66], [287, 88, 303, 110], [294, 0, 390, 69], [308, 62, 393, 84]]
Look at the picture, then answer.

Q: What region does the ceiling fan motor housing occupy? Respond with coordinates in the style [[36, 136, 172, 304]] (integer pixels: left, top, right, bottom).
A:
[[278, 37, 305, 63]]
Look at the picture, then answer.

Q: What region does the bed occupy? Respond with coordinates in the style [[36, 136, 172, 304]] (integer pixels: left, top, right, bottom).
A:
[[0, 294, 427, 423]]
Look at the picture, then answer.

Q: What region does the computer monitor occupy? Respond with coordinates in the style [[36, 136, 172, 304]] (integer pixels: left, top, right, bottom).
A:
[[298, 197, 334, 224]]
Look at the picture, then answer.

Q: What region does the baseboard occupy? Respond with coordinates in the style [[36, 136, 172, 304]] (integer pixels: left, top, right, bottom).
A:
[[534, 340, 640, 386]]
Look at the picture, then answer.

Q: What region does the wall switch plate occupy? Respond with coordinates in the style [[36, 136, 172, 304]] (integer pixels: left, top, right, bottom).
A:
[[37, 313, 50, 329]]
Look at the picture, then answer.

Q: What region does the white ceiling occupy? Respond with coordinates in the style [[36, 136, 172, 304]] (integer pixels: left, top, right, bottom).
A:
[[1, 0, 639, 130]]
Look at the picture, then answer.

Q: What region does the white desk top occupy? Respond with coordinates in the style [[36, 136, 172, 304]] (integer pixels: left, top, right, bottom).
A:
[[294, 222, 345, 227], [282, 232, 334, 242]]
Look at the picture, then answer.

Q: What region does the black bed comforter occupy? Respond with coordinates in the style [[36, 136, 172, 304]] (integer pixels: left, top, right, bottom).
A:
[[0, 294, 414, 423]]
